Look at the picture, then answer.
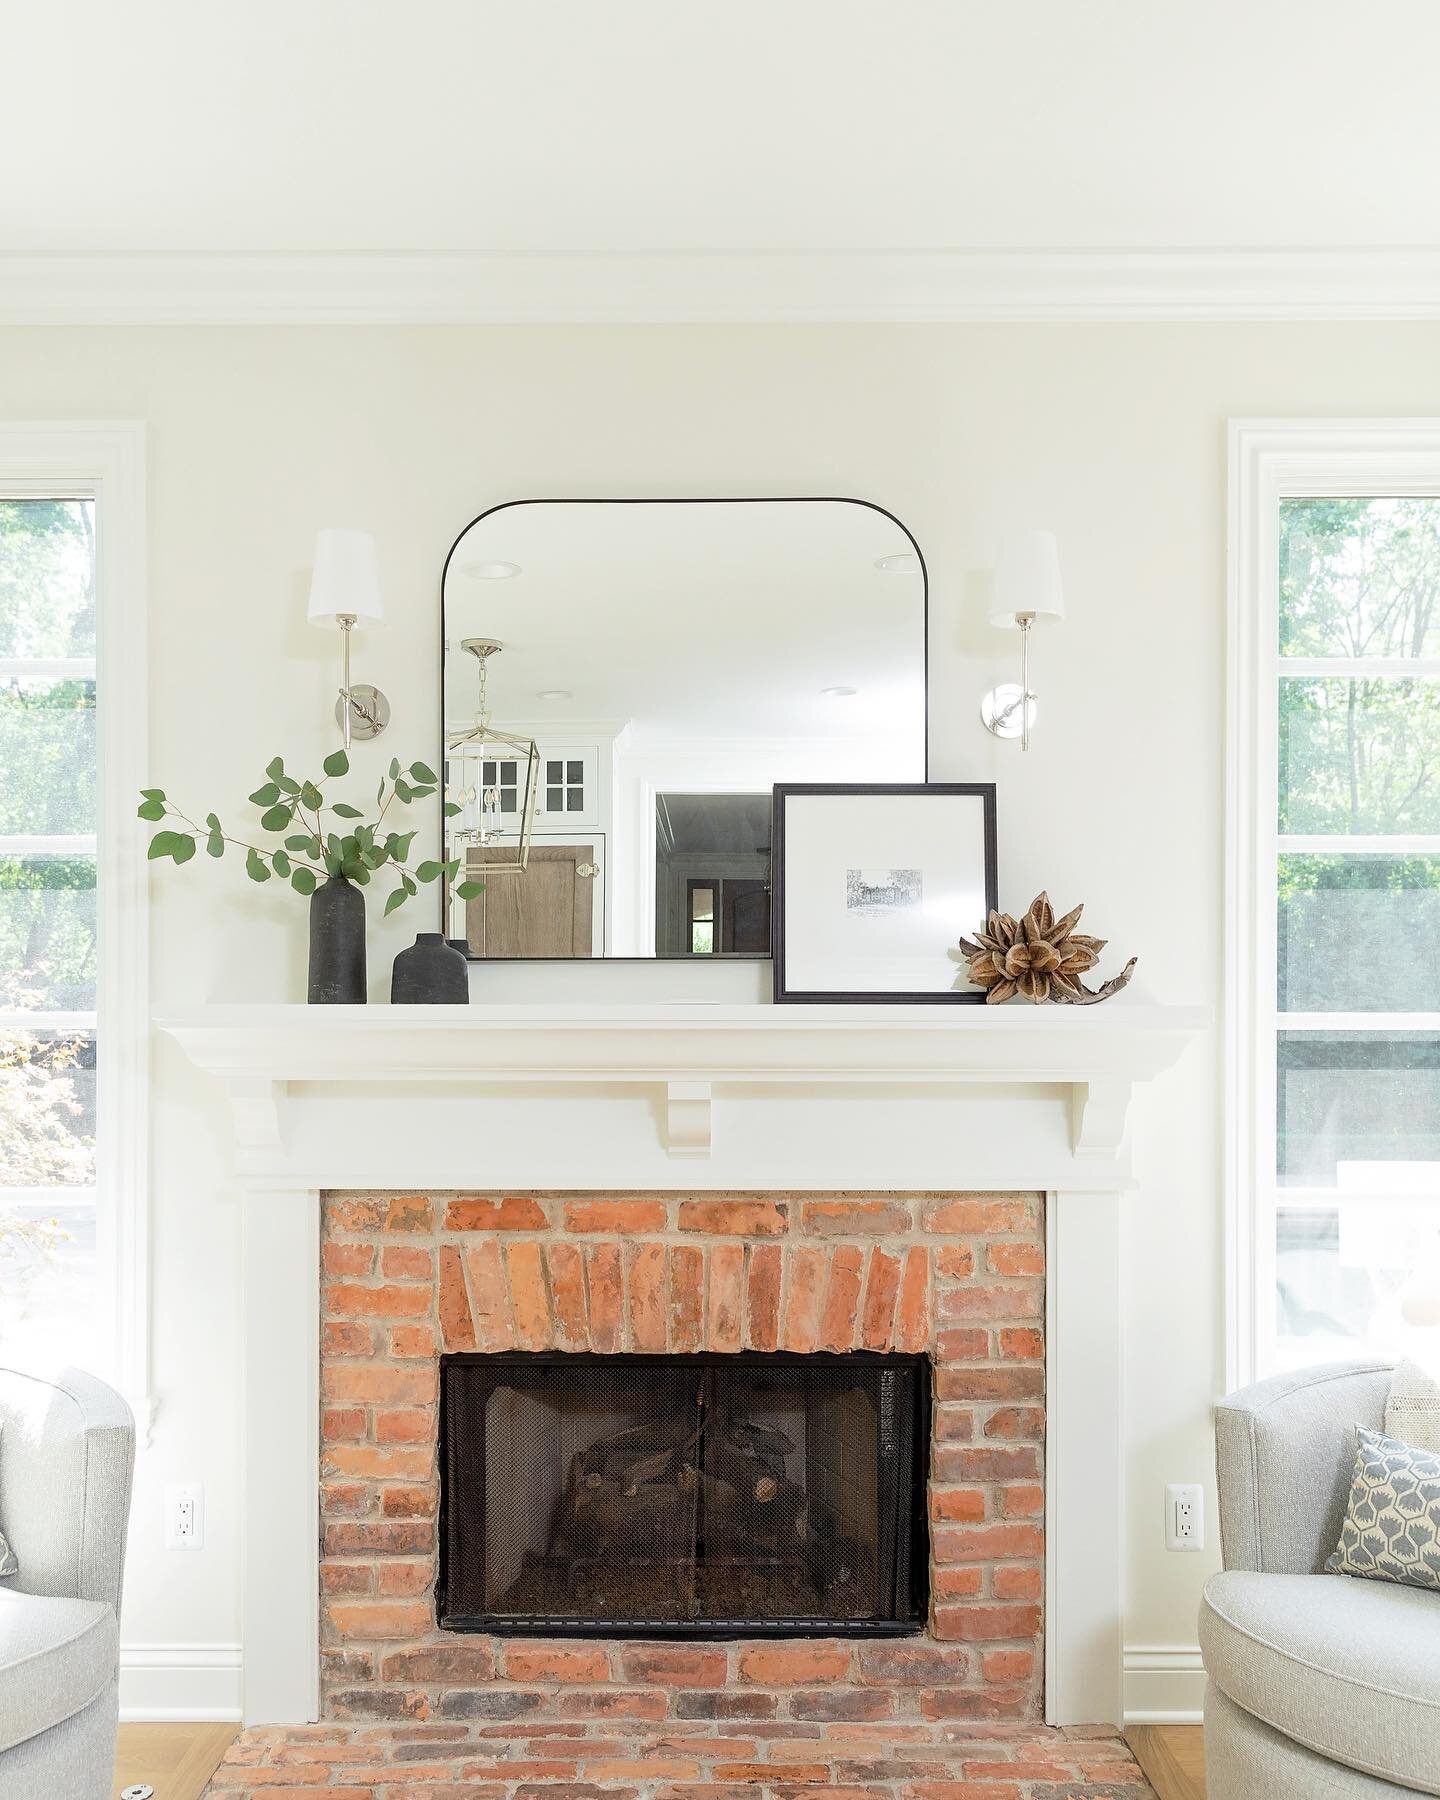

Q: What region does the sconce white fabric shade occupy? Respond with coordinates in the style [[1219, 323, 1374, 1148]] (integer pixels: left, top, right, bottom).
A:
[[307, 529, 385, 628], [990, 529, 1065, 627]]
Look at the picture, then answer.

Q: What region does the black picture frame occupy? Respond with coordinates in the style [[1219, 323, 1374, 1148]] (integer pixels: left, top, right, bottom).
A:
[[771, 783, 998, 1004]]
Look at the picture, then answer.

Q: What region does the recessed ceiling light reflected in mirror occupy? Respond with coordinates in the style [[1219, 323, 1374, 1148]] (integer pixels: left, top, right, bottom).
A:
[[462, 560, 523, 579], [821, 685, 858, 698], [874, 552, 918, 573], [536, 689, 573, 701]]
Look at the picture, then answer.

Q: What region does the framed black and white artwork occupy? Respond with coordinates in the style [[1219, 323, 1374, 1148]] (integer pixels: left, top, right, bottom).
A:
[[771, 784, 998, 1003]]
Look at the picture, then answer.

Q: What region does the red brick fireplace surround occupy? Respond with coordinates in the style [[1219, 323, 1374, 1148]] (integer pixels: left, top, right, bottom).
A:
[[201, 1190, 1155, 1797]]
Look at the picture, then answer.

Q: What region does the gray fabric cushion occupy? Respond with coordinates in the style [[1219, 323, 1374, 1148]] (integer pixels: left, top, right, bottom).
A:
[[1201, 1568, 1440, 1795], [0, 1589, 116, 1754], [0, 1679, 119, 1800], [1327, 1426, 1440, 1591]]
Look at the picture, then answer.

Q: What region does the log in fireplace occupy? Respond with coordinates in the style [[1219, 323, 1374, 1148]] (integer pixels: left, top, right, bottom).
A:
[[438, 1350, 930, 1638]]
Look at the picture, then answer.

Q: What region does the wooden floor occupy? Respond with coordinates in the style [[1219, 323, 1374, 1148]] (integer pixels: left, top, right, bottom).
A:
[[118, 1719, 1203, 1800], [1127, 1725, 1207, 1800], [115, 1723, 239, 1800]]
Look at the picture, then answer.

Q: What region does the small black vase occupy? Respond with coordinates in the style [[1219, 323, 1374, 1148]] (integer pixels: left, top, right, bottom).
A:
[[391, 932, 469, 1004], [308, 876, 366, 1004]]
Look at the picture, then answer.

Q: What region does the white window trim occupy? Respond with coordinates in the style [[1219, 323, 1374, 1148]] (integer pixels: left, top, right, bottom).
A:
[[0, 423, 151, 1432], [1226, 419, 1440, 1390]]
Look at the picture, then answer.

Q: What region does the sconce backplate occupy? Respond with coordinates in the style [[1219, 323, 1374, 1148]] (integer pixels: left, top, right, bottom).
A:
[[335, 683, 391, 741], [980, 682, 1036, 740]]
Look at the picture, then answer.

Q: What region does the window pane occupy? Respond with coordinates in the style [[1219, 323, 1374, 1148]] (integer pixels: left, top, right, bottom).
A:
[[0, 499, 96, 659], [567, 761, 583, 784], [1279, 497, 1440, 659], [0, 1194, 99, 1372], [1278, 1032, 1440, 1187], [0, 1025, 96, 1189], [1278, 854, 1440, 1012], [546, 786, 563, 811], [1276, 1201, 1440, 1372], [0, 856, 97, 1010], [1278, 676, 1440, 834], [0, 673, 97, 835]]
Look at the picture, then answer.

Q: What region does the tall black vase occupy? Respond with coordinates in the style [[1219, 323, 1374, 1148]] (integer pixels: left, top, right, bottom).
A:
[[308, 876, 366, 1004]]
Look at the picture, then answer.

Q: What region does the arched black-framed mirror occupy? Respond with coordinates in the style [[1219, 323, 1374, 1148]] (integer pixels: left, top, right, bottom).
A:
[[439, 497, 929, 961]]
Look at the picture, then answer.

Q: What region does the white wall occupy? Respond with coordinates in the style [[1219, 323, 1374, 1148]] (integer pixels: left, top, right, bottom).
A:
[[3, 320, 1437, 1717]]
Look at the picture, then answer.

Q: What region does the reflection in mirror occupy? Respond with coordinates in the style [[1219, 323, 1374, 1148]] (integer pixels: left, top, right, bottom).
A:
[[441, 500, 927, 959]]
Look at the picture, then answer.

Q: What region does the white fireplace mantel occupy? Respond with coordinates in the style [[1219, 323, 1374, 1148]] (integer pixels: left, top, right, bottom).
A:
[[158, 999, 1205, 1189], [160, 998, 1207, 1735]]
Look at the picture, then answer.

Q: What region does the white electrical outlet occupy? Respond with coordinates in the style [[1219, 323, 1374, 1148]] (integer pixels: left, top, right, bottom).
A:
[[1165, 1482, 1204, 1550], [164, 1483, 204, 1551]]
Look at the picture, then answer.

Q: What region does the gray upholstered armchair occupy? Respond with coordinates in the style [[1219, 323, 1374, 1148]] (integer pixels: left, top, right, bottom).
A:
[[0, 1366, 135, 1799], [1201, 1359, 1440, 1798]]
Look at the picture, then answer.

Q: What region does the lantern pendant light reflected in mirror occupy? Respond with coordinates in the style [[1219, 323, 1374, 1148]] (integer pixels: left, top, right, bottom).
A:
[[445, 638, 540, 877]]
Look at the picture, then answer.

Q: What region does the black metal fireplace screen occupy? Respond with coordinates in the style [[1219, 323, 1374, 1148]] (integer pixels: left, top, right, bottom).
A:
[[438, 1350, 930, 1638]]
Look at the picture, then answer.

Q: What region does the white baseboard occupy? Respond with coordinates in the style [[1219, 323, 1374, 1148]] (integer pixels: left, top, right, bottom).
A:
[[1123, 1643, 1205, 1725], [119, 1642, 243, 1721]]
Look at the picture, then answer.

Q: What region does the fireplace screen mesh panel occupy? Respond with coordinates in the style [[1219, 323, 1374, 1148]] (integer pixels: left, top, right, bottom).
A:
[[439, 1351, 929, 1638]]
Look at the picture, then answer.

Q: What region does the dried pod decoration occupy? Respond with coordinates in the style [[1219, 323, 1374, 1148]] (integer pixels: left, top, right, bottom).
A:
[[958, 891, 1136, 1005]]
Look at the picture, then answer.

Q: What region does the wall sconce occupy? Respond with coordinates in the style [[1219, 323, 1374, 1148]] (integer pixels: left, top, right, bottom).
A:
[[307, 528, 390, 750], [979, 529, 1065, 752]]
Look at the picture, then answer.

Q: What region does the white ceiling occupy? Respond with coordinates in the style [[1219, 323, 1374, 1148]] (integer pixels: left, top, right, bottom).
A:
[[4, 0, 1439, 256]]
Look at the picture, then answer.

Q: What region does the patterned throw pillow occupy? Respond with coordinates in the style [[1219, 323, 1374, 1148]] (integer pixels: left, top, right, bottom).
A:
[[1326, 1426, 1440, 1591], [0, 1529, 13, 1579]]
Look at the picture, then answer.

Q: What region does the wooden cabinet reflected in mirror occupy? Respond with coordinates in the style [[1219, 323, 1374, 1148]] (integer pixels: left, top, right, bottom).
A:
[[440, 499, 928, 961]]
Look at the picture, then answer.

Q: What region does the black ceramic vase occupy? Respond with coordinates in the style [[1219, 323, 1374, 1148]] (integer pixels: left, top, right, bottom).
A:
[[308, 876, 366, 1004], [391, 932, 469, 1004]]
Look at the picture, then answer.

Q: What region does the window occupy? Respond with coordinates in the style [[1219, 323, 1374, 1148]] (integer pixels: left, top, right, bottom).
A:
[[1230, 425, 1440, 1383], [0, 427, 147, 1411], [544, 757, 586, 816]]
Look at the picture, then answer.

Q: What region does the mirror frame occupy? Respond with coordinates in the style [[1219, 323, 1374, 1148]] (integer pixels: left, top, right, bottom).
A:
[[438, 495, 931, 960]]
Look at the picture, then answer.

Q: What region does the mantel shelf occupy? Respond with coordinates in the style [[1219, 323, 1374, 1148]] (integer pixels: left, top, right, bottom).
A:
[[158, 1000, 1207, 1178]]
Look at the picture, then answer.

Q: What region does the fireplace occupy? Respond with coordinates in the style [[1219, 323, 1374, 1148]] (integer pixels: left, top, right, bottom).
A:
[[438, 1349, 930, 1638]]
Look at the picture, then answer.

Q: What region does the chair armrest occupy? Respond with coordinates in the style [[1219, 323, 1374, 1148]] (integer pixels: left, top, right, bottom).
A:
[[0, 1366, 135, 1612], [1214, 1359, 1392, 1574]]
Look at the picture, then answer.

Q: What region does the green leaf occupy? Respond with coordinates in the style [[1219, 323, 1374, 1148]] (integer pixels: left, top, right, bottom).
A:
[[172, 835, 197, 865], [260, 804, 292, 832], [137, 799, 166, 821], [388, 757, 400, 779], [408, 785, 435, 800], [290, 866, 317, 896], [415, 860, 441, 882], [442, 857, 461, 881], [248, 782, 281, 807], [300, 781, 324, 811], [245, 848, 272, 882], [331, 802, 363, 819], [323, 749, 350, 778], [455, 879, 485, 899], [266, 756, 285, 781], [394, 778, 413, 804], [384, 886, 409, 916], [276, 773, 300, 795], [324, 850, 343, 877], [443, 801, 462, 818], [377, 779, 386, 806], [272, 849, 291, 876], [147, 830, 188, 861], [409, 761, 437, 784], [206, 829, 224, 859], [401, 873, 417, 897], [140, 787, 166, 803], [386, 830, 416, 863], [284, 834, 312, 853]]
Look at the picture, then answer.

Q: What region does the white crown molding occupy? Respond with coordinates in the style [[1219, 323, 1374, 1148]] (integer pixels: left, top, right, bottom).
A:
[[3, 248, 1440, 324]]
